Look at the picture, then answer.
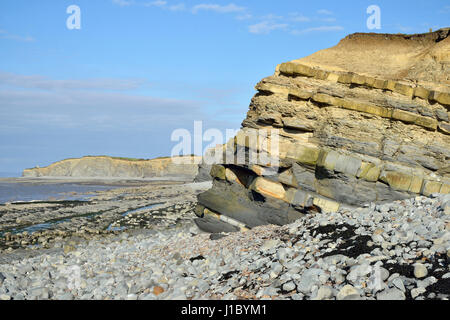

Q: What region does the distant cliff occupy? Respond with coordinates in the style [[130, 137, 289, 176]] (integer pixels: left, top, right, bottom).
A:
[[22, 155, 202, 181]]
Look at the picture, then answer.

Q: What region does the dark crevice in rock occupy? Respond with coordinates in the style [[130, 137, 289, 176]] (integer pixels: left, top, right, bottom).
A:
[[250, 190, 266, 203], [254, 91, 274, 98], [314, 166, 335, 180]]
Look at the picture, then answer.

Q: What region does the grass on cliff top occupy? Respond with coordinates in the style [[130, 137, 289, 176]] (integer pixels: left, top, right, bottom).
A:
[[82, 154, 197, 161]]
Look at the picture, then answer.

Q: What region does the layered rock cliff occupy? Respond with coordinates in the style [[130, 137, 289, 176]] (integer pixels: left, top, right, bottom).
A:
[[22, 155, 202, 181], [195, 29, 450, 233]]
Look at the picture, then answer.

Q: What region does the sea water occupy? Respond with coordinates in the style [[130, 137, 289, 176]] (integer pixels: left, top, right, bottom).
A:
[[0, 181, 116, 204]]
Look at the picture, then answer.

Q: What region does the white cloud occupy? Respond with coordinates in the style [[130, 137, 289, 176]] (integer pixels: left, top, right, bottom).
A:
[[0, 30, 35, 42], [0, 88, 204, 131], [192, 3, 245, 14], [168, 3, 186, 11], [317, 9, 333, 15], [112, 0, 134, 6], [248, 21, 288, 34], [291, 25, 344, 35], [111, 1, 343, 37], [0, 71, 240, 134], [235, 13, 252, 20], [0, 72, 147, 91], [289, 13, 311, 22], [439, 5, 450, 13], [143, 0, 167, 7], [260, 14, 283, 20], [141, 1, 185, 11]]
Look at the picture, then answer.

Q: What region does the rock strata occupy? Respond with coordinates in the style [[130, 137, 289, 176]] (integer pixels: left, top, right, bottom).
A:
[[195, 29, 450, 232]]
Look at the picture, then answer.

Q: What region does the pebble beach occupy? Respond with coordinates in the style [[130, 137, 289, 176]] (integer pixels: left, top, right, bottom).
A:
[[0, 188, 448, 300]]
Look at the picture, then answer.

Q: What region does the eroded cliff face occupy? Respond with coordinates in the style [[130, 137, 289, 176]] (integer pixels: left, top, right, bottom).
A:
[[22, 156, 202, 181], [195, 29, 450, 233]]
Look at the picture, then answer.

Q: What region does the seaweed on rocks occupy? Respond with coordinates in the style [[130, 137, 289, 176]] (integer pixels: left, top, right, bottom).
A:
[[322, 234, 376, 259], [383, 262, 415, 278], [426, 278, 450, 296], [296, 222, 382, 259], [189, 255, 205, 262], [311, 223, 356, 238], [424, 252, 450, 296], [426, 252, 449, 279], [219, 270, 240, 281]]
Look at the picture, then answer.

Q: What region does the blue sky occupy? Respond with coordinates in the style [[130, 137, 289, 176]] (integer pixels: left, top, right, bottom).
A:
[[0, 0, 449, 175]]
